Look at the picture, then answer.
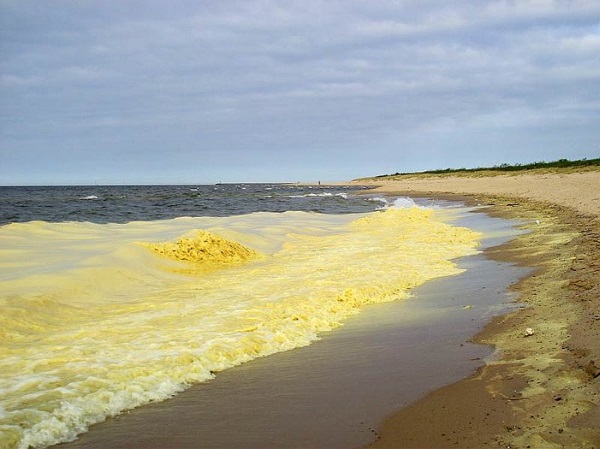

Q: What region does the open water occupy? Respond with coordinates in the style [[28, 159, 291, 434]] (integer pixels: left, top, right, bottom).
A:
[[0, 184, 390, 224]]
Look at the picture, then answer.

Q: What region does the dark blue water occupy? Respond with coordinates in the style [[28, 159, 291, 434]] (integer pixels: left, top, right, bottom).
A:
[[0, 184, 387, 225]]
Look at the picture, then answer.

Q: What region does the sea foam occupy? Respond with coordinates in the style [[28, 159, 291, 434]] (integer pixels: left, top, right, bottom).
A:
[[0, 208, 481, 448]]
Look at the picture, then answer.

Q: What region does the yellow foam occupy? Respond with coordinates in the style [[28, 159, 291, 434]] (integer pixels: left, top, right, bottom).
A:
[[140, 231, 262, 267], [0, 208, 481, 448]]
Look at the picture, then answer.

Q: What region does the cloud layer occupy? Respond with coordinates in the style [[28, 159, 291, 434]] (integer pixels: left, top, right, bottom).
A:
[[1, 0, 599, 184]]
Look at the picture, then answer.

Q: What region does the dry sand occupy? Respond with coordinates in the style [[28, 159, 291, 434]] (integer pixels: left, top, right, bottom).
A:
[[357, 170, 600, 448]]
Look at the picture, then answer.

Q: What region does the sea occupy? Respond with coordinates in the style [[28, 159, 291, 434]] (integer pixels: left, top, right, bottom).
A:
[[0, 184, 521, 449]]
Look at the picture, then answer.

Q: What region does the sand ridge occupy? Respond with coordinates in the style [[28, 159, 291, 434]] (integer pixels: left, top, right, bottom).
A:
[[359, 170, 600, 448]]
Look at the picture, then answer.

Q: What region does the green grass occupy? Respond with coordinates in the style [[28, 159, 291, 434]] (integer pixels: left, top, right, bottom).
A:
[[368, 157, 600, 180]]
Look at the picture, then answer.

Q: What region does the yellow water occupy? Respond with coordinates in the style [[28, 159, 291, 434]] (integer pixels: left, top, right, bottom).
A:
[[0, 208, 481, 448]]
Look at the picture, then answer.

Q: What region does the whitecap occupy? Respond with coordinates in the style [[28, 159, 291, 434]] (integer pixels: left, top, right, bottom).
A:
[[289, 192, 348, 199], [391, 197, 419, 209]]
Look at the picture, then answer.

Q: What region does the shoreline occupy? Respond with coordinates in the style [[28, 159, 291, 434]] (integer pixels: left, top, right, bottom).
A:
[[359, 172, 600, 448]]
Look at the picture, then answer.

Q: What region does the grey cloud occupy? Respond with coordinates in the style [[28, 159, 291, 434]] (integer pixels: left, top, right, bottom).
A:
[[1, 0, 598, 184]]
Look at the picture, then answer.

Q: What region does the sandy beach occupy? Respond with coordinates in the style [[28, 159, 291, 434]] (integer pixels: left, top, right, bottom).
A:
[[358, 170, 600, 448]]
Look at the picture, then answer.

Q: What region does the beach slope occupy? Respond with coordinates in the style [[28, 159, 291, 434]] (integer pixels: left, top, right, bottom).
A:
[[358, 170, 600, 448]]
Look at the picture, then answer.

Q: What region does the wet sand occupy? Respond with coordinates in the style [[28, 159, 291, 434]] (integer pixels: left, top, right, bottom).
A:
[[56, 207, 525, 448], [360, 170, 600, 448]]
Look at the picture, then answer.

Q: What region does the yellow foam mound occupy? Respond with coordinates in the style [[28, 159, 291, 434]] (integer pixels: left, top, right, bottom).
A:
[[142, 231, 261, 266]]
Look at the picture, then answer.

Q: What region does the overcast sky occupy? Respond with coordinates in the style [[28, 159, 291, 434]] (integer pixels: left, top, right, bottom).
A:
[[1, 1, 599, 185]]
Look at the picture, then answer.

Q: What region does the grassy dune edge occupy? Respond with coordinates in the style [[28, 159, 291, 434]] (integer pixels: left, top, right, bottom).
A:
[[356, 157, 600, 181]]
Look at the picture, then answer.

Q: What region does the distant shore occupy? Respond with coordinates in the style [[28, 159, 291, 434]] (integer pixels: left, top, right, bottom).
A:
[[357, 170, 600, 447]]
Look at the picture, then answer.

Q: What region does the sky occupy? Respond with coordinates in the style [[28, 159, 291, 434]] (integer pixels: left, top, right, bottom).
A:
[[1, 1, 599, 185]]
